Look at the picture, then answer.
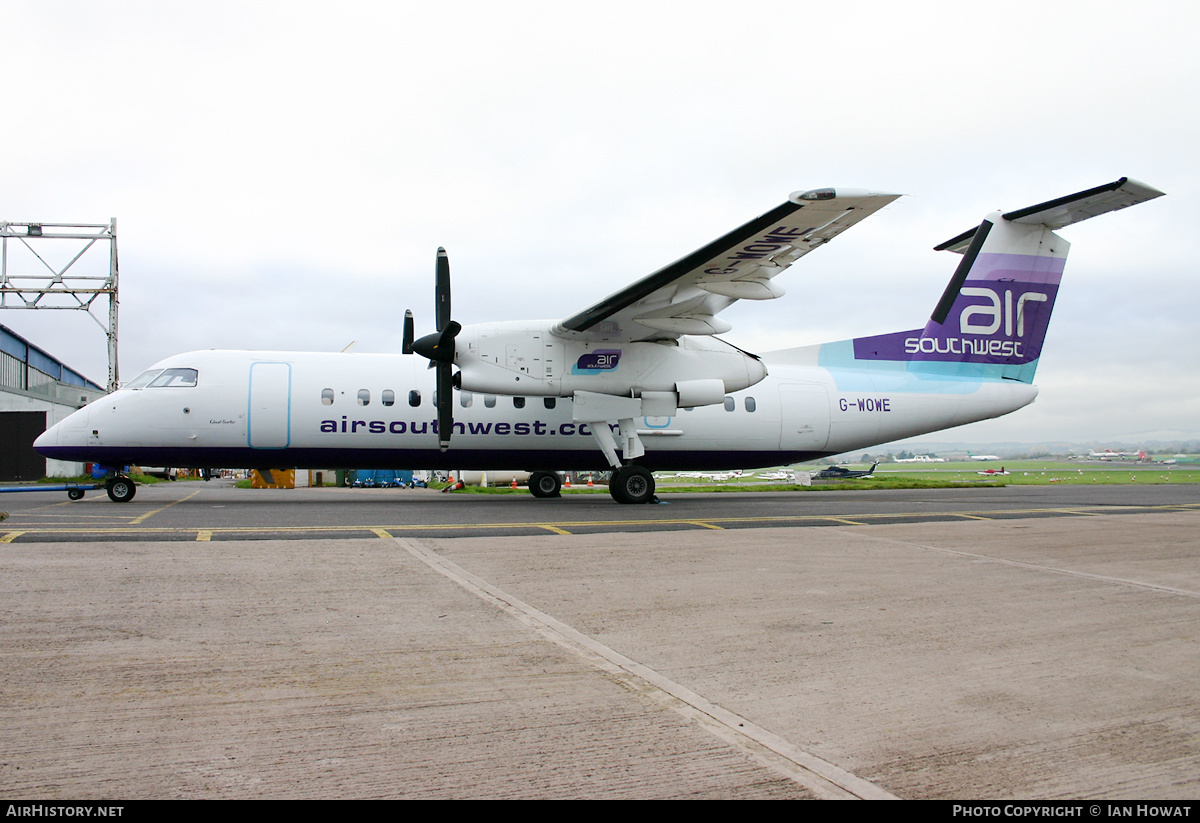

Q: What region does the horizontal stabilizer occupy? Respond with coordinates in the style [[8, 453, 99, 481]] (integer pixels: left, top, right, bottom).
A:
[[935, 177, 1165, 253]]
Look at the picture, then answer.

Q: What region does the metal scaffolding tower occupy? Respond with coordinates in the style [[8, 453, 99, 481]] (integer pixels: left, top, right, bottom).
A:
[[0, 219, 119, 392]]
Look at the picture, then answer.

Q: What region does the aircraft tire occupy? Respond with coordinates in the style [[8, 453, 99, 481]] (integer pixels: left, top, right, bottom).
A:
[[528, 471, 562, 498], [609, 465, 655, 504], [106, 476, 136, 503], [67, 488, 85, 501]]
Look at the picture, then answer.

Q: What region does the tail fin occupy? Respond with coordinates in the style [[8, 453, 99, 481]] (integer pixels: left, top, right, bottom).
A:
[[851, 178, 1163, 382]]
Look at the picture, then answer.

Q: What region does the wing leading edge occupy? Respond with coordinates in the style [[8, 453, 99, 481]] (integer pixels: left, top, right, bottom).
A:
[[552, 187, 900, 343]]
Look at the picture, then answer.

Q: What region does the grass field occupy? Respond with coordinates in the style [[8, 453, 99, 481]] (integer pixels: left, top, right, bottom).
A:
[[844, 460, 1200, 487]]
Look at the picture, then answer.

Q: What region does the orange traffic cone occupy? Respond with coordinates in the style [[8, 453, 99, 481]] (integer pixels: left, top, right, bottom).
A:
[[564, 476, 571, 489], [587, 475, 594, 487], [511, 477, 518, 489]]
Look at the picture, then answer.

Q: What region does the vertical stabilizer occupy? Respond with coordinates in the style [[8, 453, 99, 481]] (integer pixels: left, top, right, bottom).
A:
[[849, 178, 1163, 383]]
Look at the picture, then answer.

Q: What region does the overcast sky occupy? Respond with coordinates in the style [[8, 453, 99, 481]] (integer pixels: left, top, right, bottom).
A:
[[2, 0, 1196, 445]]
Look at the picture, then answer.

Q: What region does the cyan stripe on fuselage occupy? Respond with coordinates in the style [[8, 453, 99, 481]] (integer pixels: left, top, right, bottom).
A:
[[817, 338, 1035, 393]]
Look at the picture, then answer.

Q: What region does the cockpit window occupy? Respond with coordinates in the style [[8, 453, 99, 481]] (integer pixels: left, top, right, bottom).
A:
[[147, 368, 198, 388], [125, 369, 164, 389]]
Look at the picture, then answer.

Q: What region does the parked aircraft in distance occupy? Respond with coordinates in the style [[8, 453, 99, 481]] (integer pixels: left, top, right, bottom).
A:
[[756, 470, 795, 481], [967, 451, 1001, 461], [814, 463, 878, 480], [1087, 449, 1144, 460], [674, 470, 743, 482], [35, 178, 1163, 504]]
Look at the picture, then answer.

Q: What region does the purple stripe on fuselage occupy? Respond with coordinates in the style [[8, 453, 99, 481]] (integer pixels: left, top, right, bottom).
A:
[[35, 445, 831, 473]]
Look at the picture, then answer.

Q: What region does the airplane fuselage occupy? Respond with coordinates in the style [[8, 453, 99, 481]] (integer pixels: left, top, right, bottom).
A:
[[36, 346, 1037, 473]]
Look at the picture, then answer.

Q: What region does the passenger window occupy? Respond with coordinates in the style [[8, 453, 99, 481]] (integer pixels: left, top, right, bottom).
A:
[[544, 397, 556, 410], [321, 388, 334, 405], [382, 390, 395, 407], [745, 397, 756, 412], [409, 390, 421, 407], [460, 391, 473, 408], [513, 397, 526, 409], [357, 389, 370, 406], [484, 395, 496, 408], [723, 397, 735, 412]]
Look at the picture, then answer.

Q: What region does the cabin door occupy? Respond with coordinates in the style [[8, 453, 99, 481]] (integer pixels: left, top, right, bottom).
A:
[[248, 361, 292, 448], [778, 383, 830, 451]]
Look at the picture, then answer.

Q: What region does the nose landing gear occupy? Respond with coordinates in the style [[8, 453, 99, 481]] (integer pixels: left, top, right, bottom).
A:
[[105, 475, 137, 503]]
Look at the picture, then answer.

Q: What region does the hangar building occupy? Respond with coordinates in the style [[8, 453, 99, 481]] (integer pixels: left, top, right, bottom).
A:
[[0, 324, 105, 481]]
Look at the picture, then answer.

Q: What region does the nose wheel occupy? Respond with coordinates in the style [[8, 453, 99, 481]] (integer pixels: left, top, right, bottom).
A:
[[105, 476, 136, 503]]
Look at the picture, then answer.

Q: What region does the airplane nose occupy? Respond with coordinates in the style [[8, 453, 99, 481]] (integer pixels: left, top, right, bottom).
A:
[[34, 405, 90, 456], [34, 423, 57, 450]]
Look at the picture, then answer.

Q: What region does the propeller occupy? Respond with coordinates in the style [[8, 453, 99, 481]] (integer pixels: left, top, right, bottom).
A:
[[402, 310, 414, 355], [409, 247, 460, 450]]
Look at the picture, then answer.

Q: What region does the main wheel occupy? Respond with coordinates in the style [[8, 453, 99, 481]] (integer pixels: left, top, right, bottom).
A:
[[528, 471, 562, 498], [106, 476, 136, 503], [609, 465, 655, 504]]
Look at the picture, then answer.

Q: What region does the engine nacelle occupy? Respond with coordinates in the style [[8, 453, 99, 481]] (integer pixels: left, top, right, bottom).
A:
[[453, 321, 766, 403]]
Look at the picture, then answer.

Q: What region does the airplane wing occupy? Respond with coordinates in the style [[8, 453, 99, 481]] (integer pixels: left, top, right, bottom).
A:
[[552, 188, 901, 342]]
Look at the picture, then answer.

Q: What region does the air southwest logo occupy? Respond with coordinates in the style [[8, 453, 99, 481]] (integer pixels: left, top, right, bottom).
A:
[[905, 287, 1049, 359], [572, 349, 621, 375]]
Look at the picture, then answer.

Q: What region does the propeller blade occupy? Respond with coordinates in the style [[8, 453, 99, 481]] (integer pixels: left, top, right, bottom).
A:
[[436, 362, 454, 450], [402, 309, 414, 354], [435, 247, 451, 332], [415, 245, 456, 450]]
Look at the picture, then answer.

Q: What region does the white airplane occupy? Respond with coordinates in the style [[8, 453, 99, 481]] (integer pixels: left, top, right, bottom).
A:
[[35, 178, 1163, 504], [1087, 448, 1142, 460], [967, 451, 1002, 461], [756, 470, 795, 482]]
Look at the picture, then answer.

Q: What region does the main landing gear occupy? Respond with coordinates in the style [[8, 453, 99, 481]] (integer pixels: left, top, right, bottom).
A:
[[608, 465, 655, 504], [528, 470, 562, 498], [525, 467, 656, 503]]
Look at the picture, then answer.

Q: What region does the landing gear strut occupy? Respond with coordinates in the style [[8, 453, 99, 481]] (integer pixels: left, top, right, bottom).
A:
[[609, 465, 655, 505]]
